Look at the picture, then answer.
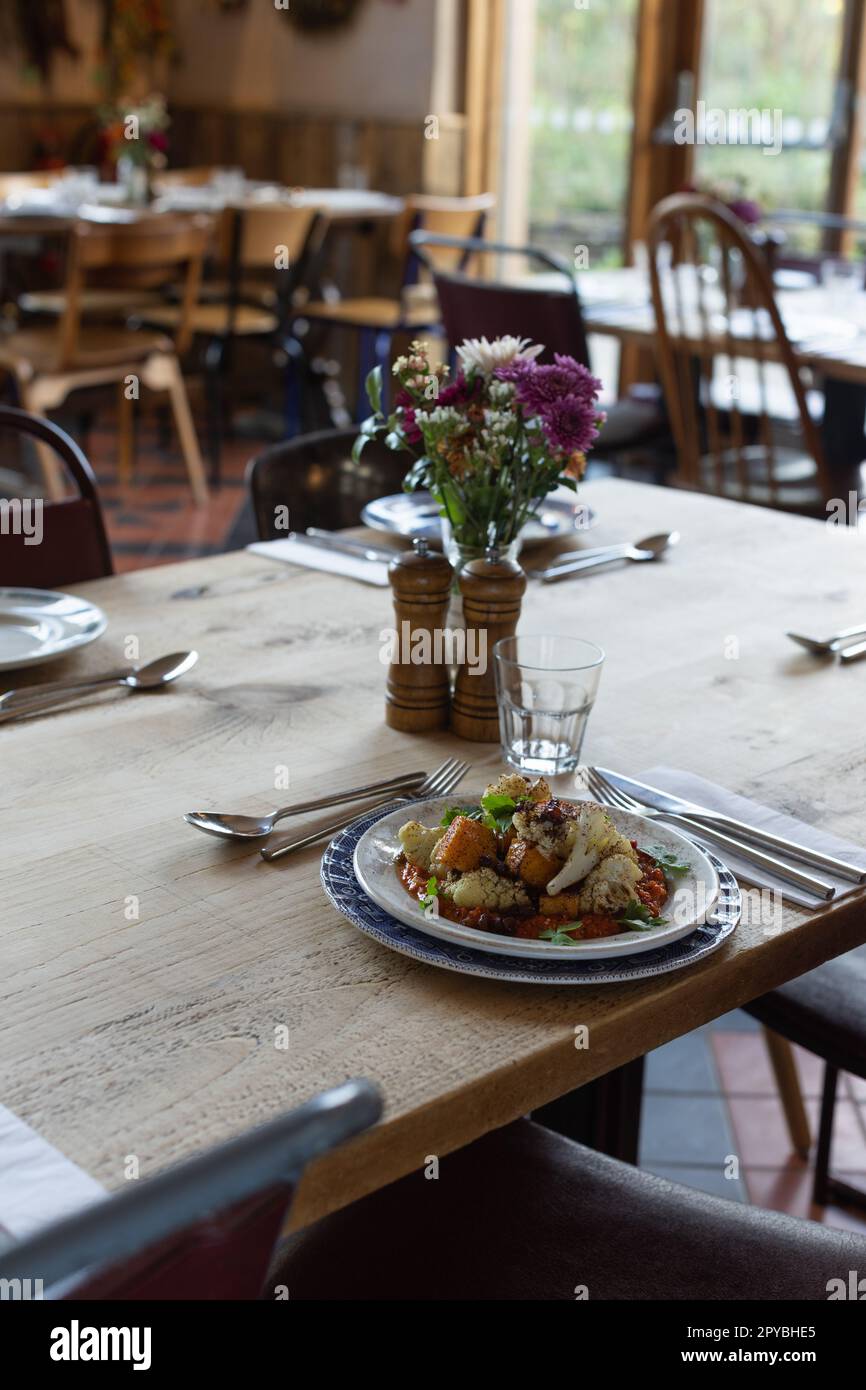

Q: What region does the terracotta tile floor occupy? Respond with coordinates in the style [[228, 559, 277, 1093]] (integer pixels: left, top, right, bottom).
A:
[[76, 403, 262, 573], [641, 1011, 866, 1232]]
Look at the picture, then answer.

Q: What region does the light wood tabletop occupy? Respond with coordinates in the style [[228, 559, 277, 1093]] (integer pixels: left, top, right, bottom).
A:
[[3, 477, 866, 1231]]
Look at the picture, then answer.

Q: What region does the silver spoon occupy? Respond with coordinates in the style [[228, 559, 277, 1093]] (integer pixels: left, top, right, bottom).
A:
[[786, 623, 866, 656], [185, 770, 427, 841], [531, 531, 679, 582], [0, 651, 199, 717]]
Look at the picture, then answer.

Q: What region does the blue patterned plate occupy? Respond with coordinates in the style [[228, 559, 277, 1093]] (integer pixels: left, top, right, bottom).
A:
[[321, 804, 741, 986]]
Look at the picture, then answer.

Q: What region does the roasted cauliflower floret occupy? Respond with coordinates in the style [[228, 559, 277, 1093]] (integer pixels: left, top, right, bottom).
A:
[[546, 802, 638, 895], [576, 854, 643, 916], [512, 798, 579, 858], [483, 772, 551, 804], [398, 820, 446, 871], [443, 868, 531, 911], [432, 815, 497, 873]]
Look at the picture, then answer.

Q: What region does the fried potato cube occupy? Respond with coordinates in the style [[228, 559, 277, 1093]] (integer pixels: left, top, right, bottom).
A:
[[432, 815, 497, 873], [505, 838, 560, 888], [538, 892, 581, 917]]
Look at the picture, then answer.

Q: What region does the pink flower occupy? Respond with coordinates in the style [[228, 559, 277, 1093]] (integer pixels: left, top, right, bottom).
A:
[[437, 373, 483, 407], [496, 355, 602, 416], [394, 390, 423, 445]]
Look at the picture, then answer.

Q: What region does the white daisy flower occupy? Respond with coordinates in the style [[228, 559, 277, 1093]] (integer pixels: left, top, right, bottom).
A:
[[456, 336, 544, 376]]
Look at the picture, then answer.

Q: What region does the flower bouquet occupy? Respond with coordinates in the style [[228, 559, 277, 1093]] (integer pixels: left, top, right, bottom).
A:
[[354, 336, 605, 566], [99, 93, 170, 202]]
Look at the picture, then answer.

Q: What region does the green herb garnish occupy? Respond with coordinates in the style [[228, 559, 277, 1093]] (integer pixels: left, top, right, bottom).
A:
[[420, 875, 439, 911], [479, 792, 517, 832], [618, 899, 667, 930], [649, 847, 690, 877], [540, 923, 582, 946], [439, 805, 483, 827]]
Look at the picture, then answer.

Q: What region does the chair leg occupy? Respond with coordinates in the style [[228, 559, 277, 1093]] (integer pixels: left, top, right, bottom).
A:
[[812, 1063, 838, 1208], [204, 338, 225, 489], [533, 1056, 645, 1165], [117, 380, 135, 489], [762, 1028, 811, 1158], [163, 356, 209, 506]]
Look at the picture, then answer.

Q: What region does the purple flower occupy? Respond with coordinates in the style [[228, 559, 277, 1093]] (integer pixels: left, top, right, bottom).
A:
[[539, 393, 602, 456], [728, 197, 762, 226], [394, 389, 423, 445], [437, 373, 483, 407], [495, 354, 602, 415]]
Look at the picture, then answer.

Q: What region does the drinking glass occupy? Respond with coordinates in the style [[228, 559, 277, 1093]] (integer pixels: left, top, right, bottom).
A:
[[821, 257, 860, 315], [493, 634, 604, 776]]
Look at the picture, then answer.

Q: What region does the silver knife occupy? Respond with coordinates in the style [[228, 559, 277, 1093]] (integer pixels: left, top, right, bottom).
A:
[[597, 767, 866, 884], [299, 530, 398, 564]]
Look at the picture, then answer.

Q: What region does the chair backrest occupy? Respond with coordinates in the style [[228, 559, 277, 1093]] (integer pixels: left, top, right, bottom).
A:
[[390, 193, 495, 283], [0, 1079, 380, 1300], [410, 231, 591, 367], [646, 193, 829, 507], [152, 166, 218, 189], [59, 213, 213, 363], [248, 426, 411, 538], [0, 406, 113, 586]]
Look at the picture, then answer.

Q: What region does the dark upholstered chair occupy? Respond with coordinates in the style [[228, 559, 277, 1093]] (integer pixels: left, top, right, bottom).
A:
[[410, 230, 668, 465], [276, 1117, 865, 1301], [0, 1080, 380, 1300], [247, 425, 409, 539], [0, 406, 113, 587], [745, 945, 866, 1211]]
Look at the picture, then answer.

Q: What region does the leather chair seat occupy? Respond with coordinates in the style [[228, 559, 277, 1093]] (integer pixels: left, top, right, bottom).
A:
[[746, 945, 866, 1077], [276, 1118, 864, 1300]]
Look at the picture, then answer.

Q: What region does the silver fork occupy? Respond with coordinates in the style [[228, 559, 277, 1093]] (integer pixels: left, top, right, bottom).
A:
[[585, 768, 835, 901], [261, 756, 470, 861]]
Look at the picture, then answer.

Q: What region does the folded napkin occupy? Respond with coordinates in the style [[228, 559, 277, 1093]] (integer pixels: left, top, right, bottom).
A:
[[0, 1104, 105, 1245], [641, 766, 866, 910], [247, 537, 389, 587]]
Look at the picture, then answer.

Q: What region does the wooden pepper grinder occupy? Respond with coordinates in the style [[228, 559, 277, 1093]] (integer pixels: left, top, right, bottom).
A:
[[451, 547, 526, 742], [385, 537, 453, 732]]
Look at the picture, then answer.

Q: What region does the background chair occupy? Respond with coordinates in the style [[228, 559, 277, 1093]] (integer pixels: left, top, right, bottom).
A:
[[745, 945, 866, 1212], [143, 204, 327, 484], [276, 1116, 865, 1300], [410, 230, 669, 473], [248, 424, 409, 538], [0, 405, 113, 586], [302, 193, 495, 414], [646, 193, 831, 513], [0, 213, 212, 504], [0, 1079, 380, 1300]]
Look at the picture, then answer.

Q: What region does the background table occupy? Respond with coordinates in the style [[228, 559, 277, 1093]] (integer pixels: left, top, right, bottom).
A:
[[2, 478, 866, 1231]]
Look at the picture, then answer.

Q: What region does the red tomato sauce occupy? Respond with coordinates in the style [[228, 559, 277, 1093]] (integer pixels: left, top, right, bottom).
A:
[[398, 842, 669, 942]]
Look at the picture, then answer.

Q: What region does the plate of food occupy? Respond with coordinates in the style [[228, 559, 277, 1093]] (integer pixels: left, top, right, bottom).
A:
[[351, 772, 721, 961]]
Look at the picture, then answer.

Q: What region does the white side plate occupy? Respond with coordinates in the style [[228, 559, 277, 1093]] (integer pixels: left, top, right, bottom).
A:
[[0, 588, 107, 672]]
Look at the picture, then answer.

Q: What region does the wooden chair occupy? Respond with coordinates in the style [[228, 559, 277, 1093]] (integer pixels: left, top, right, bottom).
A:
[[151, 167, 220, 190], [302, 193, 495, 413], [143, 204, 327, 484], [0, 213, 212, 504], [646, 194, 831, 513], [411, 230, 669, 466], [248, 425, 409, 537], [0, 1079, 379, 1300], [0, 405, 113, 586]]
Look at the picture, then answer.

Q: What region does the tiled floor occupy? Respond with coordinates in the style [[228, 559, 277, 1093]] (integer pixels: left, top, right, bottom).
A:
[[641, 1009, 866, 1232]]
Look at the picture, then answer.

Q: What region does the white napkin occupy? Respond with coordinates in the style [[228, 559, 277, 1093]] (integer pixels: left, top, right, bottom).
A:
[[640, 765, 866, 909], [247, 537, 389, 587], [0, 1104, 105, 1244]]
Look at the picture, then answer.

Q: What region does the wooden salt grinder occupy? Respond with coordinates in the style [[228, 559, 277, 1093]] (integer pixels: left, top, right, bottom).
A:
[[451, 548, 526, 742], [385, 537, 453, 732]]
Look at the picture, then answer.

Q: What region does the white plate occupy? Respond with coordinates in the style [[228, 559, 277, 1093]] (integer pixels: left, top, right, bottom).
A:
[[0, 588, 107, 672], [353, 796, 721, 961], [361, 489, 596, 546]]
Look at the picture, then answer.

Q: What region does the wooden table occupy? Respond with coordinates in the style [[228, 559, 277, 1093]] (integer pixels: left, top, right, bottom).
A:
[[3, 478, 866, 1232]]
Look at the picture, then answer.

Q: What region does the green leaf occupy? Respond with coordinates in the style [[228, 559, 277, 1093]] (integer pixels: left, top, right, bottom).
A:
[[351, 432, 370, 463], [649, 847, 690, 877], [479, 792, 516, 831], [440, 805, 483, 827], [619, 899, 667, 930], [419, 875, 439, 910], [366, 364, 383, 415], [540, 924, 582, 946]]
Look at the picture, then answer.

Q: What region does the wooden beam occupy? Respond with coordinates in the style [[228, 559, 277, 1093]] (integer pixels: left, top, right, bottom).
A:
[[826, 0, 866, 256]]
